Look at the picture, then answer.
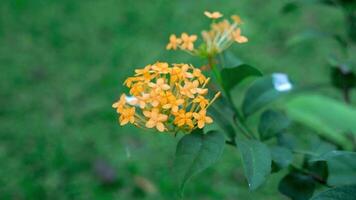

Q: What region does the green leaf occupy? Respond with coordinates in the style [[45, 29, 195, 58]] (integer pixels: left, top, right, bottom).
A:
[[221, 64, 262, 96], [174, 130, 225, 192], [237, 140, 271, 190], [278, 171, 316, 200], [310, 151, 356, 186], [219, 50, 243, 68], [242, 74, 292, 117], [209, 97, 237, 140], [258, 110, 290, 141], [284, 94, 356, 149], [270, 146, 293, 171], [311, 185, 356, 200]]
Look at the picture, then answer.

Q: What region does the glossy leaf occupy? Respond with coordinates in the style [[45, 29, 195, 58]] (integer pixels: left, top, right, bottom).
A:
[[284, 94, 356, 149], [258, 110, 290, 141], [237, 140, 271, 190], [270, 146, 293, 171], [311, 185, 356, 200], [310, 151, 356, 186], [242, 74, 292, 117], [278, 171, 316, 200], [221, 64, 262, 96], [174, 130, 225, 192]]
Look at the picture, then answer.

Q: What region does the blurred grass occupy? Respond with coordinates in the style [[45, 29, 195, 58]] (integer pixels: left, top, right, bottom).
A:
[[0, 0, 351, 199]]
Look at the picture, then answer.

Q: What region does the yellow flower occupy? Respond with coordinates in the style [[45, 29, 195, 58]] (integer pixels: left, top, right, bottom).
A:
[[119, 107, 136, 125], [166, 13, 248, 56], [232, 28, 248, 43], [130, 82, 145, 96], [211, 19, 231, 32], [112, 94, 126, 113], [152, 62, 171, 74], [180, 33, 197, 51], [174, 110, 194, 129], [136, 93, 150, 108], [166, 34, 182, 50], [161, 92, 184, 113], [143, 108, 168, 132], [150, 90, 164, 107], [204, 11, 223, 19], [170, 64, 193, 83], [231, 15, 243, 25], [148, 78, 170, 92], [135, 65, 154, 81], [193, 109, 213, 128], [193, 95, 209, 109], [180, 80, 207, 98], [113, 62, 220, 134], [193, 68, 207, 84]]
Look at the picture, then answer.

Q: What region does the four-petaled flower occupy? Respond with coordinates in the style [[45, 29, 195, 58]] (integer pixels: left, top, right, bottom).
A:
[[148, 78, 170, 92], [174, 110, 194, 128], [193, 109, 213, 128], [143, 108, 168, 132], [180, 33, 197, 51], [119, 107, 136, 125], [193, 95, 209, 109], [162, 92, 184, 113], [166, 34, 182, 50]]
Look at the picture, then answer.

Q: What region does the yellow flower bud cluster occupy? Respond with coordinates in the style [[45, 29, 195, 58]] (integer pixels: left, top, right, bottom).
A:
[[112, 62, 221, 133], [166, 11, 248, 57]]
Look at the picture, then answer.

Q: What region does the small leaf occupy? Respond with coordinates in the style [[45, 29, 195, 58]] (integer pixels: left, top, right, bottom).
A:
[[278, 171, 316, 200], [221, 64, 262, 96], [242, 73, 293, 117], [258, 110, 290, 141], [311, 185, 356, 200], [284, 94, 356, 149], [270, 146, 293, 171], [237, 140, 271, 190], [219, 50, 243, 68], [310, 151, 356, 186], [174, 130, 225, 192]]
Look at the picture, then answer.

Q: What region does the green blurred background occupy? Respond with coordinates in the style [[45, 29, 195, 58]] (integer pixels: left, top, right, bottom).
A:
[[0, 0, 352, 199]]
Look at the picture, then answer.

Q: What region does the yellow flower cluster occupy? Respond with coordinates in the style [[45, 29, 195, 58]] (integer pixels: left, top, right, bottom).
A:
[[166, 11, 248, 56], [112, 62, 220, 133]]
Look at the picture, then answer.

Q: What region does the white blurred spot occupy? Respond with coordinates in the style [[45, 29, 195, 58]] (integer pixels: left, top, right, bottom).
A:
[[125, 96, 138, 106], [272, 73, 292, 92]]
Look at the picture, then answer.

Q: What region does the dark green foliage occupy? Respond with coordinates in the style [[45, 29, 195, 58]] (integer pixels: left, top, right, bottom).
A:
[[237, 140, 271, 190], [331, 66, 356, 90], [278, 171, 316, 200], [242, 75, 292, 117], [174, 130, 225, 193], [311, 185, 356, 200], [258, 110, 290, 141]]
